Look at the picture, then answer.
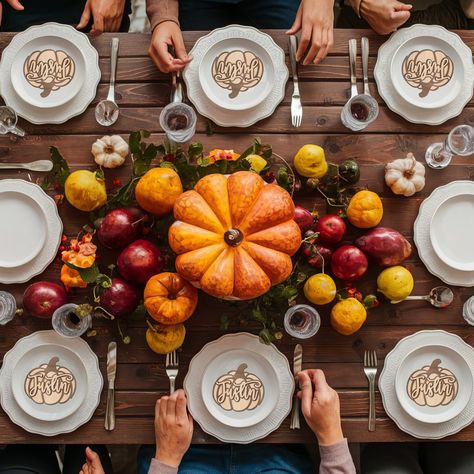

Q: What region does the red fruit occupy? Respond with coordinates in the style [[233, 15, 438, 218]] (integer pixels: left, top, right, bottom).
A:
[[117, 239, 165, 285], [98, 208, 144, 249], [100, 278, 140, 318], [23, 281, 68, 319], [294, 206, 314, 232], [314, 214, 346, 246], [331, 245, 368, 281]]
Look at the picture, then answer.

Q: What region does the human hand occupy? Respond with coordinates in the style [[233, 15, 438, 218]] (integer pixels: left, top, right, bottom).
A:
[[148, 21, 191, 73], [154, 389, 193, 468], [298, 369, 344, 446], [79, 447, 105, 474], [0, 0, 24, 26], [360, 0, 412, 35], [77, 0, 126, 34], [286, 0, 334, 65]]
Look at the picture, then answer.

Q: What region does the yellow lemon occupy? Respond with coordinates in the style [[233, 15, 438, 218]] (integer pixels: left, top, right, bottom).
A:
[[245, 154, 267, 173], [65, 170, 107, 212], [331, 298, 367, 335], [146, 322, 186, 355], [303, 273, 336, 305], [377, 266, 414, 301], [346, 190, 383, 228], [293, 144, 328, 178]]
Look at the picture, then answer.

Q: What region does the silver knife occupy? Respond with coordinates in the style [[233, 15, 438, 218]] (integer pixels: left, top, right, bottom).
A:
[[290, 344, 303, 429], [105, 341, 117, 431]]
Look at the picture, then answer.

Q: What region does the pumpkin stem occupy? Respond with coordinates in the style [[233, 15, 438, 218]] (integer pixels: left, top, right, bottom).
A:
[[224, 228, 243, 247], [46, 357, 60, 373], [403, 154, 417, 178], [428, 358, 442, 375], [233, 363, 248, 381]]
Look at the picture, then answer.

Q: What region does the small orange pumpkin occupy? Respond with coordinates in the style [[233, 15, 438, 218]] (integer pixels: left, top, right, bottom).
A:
[[145, 322, 185, 354], [144, 272, 198, 325], [168, 171, 301, 300]]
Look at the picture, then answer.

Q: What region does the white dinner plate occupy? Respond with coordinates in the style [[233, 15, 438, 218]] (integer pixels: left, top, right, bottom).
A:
[[201, 348, 279, 428], [395, 344, 472, 424], [183, 25, 288, 127], [11, 344, 88, 422], [414, 181, 474, 287], [0, 190, 46, 268], [390, 35, 462, 110], [374, 25, 474, 125], [184, 332, 294, 443], [11, 34, 86, 109], [0, 180, 62, 284], [0, 23, 100, 124], [379, 330, 474, 439], [0, 331, 103, 436], [430, 194, 474, 271]]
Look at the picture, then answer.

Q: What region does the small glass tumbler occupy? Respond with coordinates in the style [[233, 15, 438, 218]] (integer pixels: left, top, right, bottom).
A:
[[425, 124, 474, 169], [284, 304, 321, 339], [340, 94, 379, 131], [462, 296, 474, 326], [159, 102, 197, 144], [0, 106, 25, 137], [0, 291, 17, 325], [52, 303, 92, 338]]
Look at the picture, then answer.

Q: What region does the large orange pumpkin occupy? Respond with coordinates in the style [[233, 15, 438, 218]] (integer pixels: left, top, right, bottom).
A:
[[168, 172, 301, 300], [144, 272, 198, 324]]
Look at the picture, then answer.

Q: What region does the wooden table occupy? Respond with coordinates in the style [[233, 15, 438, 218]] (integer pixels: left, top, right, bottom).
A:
[[1, 29, 473, 445]]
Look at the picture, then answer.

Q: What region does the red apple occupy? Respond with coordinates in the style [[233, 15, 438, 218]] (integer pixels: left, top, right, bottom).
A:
[[117, 239, 164, 285], [23, 281, 68, 319], [314, 214, 346, 246], [98, 207, 144, 249], [331, 245, 368, 281], [100, 278, 140, 318], [294, 206, 314, 232]]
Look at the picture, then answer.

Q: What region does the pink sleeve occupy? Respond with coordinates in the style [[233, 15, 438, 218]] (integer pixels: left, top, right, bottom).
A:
[[319, 439, 356, 474], [148, 458, 179, 474]]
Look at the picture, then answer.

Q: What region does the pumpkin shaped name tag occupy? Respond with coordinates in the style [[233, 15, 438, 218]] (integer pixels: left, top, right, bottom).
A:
[[407, 358, 458, 407], [23, 49, 75, 98], [213, 363, 264, 412], [211, 50, 264, 99], [401, 49, 453, 98], [24, 356, 76, 405]]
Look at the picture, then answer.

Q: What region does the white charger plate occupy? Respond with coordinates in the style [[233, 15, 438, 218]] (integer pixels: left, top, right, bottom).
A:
[[0, 331, 103, 436], [414, 180, 474, 287], [11, 344, 88, 422], [430, 194, 474, 271], [183, 25, 288, 127], [0, 180, 62, 284], [395, 344, 472, 424], [201, 348, 279, 428], [184, 332, 294, 443], [0, 23, 100, 124], [374, 25, 474, 125], [0, 190, 46, 268], [379, 330, 474, 439]]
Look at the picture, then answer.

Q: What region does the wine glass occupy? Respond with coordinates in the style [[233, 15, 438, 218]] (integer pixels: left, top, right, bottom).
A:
[[425, 124, 474, 169], [284, 304, 321, 339]]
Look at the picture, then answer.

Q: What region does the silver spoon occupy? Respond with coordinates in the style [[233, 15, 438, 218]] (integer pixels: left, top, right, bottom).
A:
[[391, 286, 454, 308], [95, 37, 120, 126], [0, 160, 53, 172]]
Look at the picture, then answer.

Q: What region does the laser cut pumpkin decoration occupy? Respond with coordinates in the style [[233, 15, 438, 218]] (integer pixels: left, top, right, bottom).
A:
[[168, 172, 302, 300]]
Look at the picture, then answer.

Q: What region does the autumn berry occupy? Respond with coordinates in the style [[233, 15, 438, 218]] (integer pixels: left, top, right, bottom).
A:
[[112, 178, 122, 187]]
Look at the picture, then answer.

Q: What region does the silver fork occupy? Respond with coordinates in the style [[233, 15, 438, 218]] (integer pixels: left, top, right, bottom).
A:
[[363, 350, 378, 432], [166, 350, 179, 394], [289, 35, 302, 128]]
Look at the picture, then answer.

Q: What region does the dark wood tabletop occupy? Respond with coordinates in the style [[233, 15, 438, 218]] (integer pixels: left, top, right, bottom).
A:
[[0, 29, 473, 445]]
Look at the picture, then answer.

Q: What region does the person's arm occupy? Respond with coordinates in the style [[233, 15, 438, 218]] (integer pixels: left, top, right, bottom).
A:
[[298, 369, 356, 474], [146, 0, 179, 32], [0, 0, 24, 25], [286, 0, 334, 64], [77, 0, 126, 33], [148, 389, 194, 474]]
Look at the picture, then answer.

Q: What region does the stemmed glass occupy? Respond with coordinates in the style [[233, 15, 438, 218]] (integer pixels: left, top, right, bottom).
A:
[[425, 124, 474, 169]]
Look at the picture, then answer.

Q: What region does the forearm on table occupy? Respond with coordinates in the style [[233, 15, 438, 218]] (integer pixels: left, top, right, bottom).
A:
[[319, 439, 356, 474], [148, 458, 178, 474], [146, 0, 179, 31]]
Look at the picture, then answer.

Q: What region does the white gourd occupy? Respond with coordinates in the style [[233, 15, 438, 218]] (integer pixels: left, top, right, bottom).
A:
[[385, 153, 425, 197], [92, 135, 129, 168]]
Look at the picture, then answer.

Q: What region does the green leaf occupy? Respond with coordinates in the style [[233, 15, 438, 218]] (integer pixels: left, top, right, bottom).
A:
[[259, 328, 274, 345], [188, 142, 203, 160], [131, 304, 147, 320], [63, 261, 101, 284], [49, 146, 70, 188]]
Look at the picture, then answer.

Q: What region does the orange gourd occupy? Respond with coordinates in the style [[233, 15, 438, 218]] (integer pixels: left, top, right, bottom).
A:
[[168, 172, 301, 300], [144, 272, 198, 324]]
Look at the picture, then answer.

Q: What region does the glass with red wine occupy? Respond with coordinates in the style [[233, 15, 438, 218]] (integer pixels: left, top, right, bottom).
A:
[[341, 93, 379, 131], [284, 304, 321, 339], [159, 102, 197, 144]]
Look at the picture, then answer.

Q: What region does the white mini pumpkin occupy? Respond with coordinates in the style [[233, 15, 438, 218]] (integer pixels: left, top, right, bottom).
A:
[[385, 153, 425, 197], [92, 135, 129, 168]]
